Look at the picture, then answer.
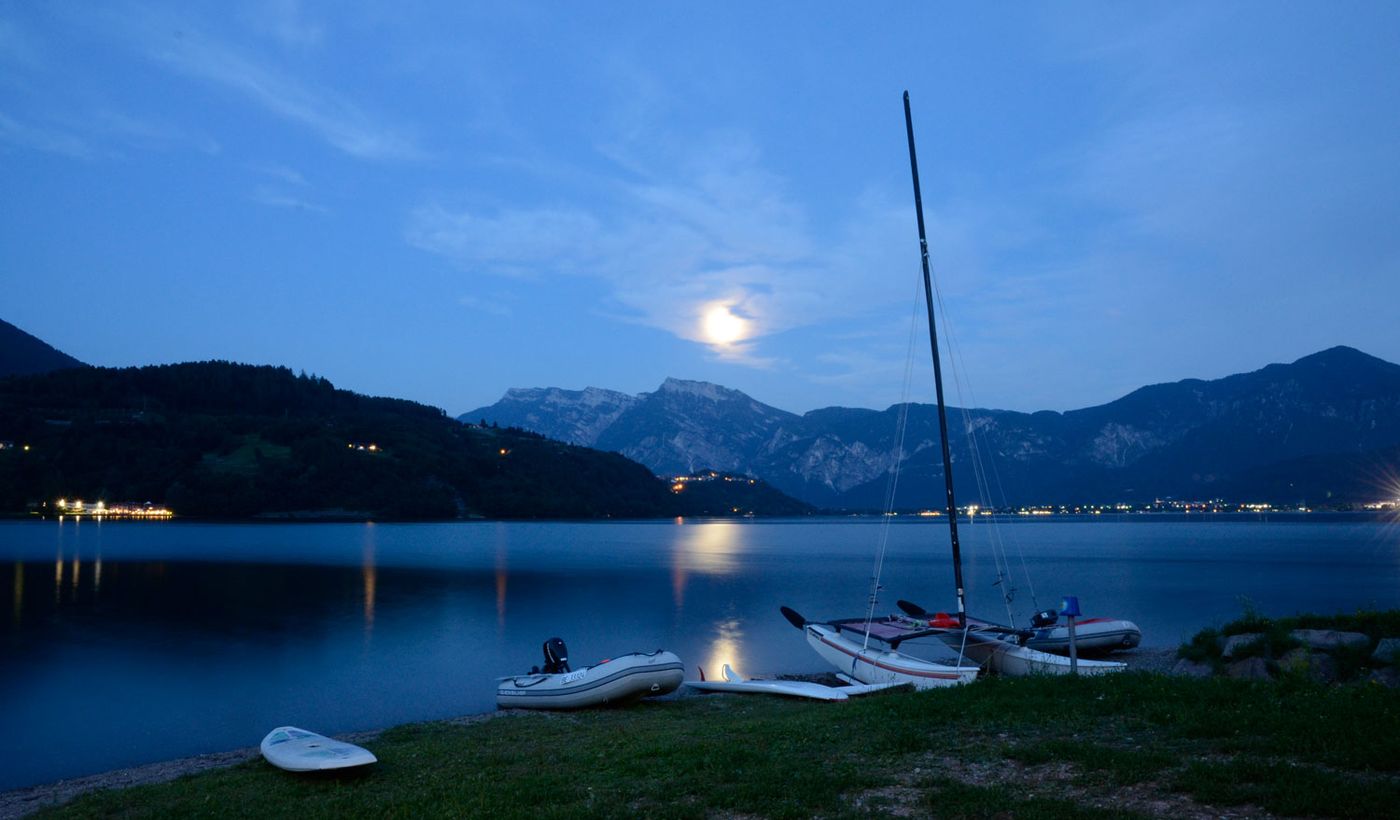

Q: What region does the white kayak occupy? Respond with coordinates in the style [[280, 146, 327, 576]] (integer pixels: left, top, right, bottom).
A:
[[260, 726, 377, 772], [685, 664, 849, 701], [497, 649, 684, 710]]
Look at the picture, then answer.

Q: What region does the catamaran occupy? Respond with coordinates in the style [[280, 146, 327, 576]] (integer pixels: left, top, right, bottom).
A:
[[783, 92, 1129, 680]]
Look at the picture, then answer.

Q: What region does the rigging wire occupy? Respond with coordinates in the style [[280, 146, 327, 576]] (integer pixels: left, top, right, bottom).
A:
[[861, 276, 925, 650], [926, 269, 1039, 623], [935, 302, 1041, 612]]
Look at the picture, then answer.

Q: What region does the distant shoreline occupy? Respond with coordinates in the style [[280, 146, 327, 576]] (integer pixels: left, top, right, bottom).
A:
[[4, 509, 1395, 525]]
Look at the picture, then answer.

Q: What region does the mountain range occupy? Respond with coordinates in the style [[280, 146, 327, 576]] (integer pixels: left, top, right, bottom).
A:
[[464, 347, 1400, 508]]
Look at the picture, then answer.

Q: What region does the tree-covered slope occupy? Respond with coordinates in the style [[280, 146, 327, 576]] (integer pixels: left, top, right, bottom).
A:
[[0, 362, 775, 519], [0, 319, 86, 378]]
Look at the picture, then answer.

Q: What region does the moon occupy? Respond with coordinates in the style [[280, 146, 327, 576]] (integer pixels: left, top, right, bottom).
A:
[[702, 304, 748, 346]]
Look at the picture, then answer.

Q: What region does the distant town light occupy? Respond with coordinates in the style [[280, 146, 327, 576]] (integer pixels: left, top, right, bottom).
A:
[[49, 498, 173, 518]]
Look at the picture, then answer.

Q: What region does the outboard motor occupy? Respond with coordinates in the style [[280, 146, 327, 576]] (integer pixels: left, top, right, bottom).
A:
[[541, 637, 570, 674], [1030, 609, 1059, 629]]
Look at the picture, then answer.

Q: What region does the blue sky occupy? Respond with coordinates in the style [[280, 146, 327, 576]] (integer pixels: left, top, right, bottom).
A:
[[3, 3, 1398, 416]]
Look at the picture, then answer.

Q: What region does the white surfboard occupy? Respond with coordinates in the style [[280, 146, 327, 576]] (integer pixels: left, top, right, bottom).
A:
[[260, 726, 377, 772], [685, 665, 849, 701]]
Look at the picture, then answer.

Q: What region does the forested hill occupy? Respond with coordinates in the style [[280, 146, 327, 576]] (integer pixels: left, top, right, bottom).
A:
[[0, 319, 86, 377], [0, 362, 808, 519]]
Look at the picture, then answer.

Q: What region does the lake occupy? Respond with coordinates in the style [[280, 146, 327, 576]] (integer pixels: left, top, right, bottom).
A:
[[2, 515, 1397, 790]]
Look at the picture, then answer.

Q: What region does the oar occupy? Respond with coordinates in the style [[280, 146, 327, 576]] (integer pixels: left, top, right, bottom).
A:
[[779, 606, 808, 629]]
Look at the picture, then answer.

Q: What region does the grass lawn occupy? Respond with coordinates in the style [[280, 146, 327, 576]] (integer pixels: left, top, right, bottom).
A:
[[39, 672, 1399, 819]]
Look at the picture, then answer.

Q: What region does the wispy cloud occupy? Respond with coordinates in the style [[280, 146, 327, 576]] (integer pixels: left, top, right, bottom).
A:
[[254, 0, 325, 49], [0, 111, 92, 158], [248, 162, 309, 186], [148, 21, 419, 160], [406, 135, 918, 365], [250, 184, 325, 213], [459, 294, 512, 317]]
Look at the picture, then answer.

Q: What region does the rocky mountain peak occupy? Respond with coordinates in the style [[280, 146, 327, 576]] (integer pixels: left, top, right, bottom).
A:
[[654, 378, 742, 402], [465, 347, 1400, 507]]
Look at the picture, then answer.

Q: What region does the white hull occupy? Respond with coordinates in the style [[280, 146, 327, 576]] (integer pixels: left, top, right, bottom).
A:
[[805, 624, 979, 689], [834, 673, 912, 695], [497, 650, 684, 709], [1024, 618, 1141, 654], [955, 631, 1126, 676], [686, 665, 849, 701]]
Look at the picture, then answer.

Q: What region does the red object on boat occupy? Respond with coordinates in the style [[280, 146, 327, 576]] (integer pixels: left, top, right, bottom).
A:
[[928, 613, 959, 628]]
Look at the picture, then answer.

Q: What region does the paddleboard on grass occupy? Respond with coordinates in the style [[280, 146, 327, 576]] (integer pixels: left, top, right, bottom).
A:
[[685, 664, 849, 701], [260, 726, 377, 772]]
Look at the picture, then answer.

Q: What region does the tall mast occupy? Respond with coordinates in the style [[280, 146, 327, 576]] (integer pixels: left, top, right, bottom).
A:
[[903, 90, 967, 628]]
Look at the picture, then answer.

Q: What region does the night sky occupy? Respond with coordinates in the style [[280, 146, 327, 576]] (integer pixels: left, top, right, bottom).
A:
[[3, 3, 1398, 416]]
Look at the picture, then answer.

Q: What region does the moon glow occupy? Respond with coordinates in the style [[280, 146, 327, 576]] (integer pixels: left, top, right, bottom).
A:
[[702, 304, 748, 346]]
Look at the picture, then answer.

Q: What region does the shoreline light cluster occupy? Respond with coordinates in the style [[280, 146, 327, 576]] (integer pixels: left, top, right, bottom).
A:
[[49, 499, 173, 519]]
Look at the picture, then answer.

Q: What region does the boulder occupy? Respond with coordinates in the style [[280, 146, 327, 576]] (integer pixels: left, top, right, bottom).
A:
[[1171, 659, 1214, 679], [1226, 656, 1272, 681], [1221, 633, 1264, 659], [1371, 638, 1400, 665], [1289, 629, 1369, 653], [1278, 648, 1338, 684], [1367, 667, 1400, 689]]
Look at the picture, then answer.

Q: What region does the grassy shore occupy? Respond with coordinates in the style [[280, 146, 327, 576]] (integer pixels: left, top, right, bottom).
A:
[[36, 672, 1400, 819]]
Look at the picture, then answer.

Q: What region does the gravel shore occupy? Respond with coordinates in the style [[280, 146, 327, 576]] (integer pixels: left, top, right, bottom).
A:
[[1, 650, 1180, 818]]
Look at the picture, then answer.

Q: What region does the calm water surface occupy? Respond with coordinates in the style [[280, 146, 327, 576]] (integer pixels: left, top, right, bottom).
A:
[[2, 516, 1398, 789]]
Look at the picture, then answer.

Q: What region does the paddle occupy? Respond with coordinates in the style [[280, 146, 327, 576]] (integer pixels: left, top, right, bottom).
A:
[[896, 600, 927, 618], [779, 606, 807, 629]]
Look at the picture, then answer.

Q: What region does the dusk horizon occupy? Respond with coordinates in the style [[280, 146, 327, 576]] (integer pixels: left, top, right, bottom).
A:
[[3, 313, 1394, 421], [5, 4, 1399, 418]]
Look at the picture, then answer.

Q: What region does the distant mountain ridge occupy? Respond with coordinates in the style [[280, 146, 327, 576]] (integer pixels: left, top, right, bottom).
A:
[[464, 347, 1400, 507], [0, 319, 85, 377]]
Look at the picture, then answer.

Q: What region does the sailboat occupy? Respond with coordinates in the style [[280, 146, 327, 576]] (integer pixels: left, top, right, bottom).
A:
[[782, 92, 1126, 680]]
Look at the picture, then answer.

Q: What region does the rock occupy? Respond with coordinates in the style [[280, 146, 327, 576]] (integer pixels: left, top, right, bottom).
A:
[[1171, 659, 1214, 678], [1367, 667, 1400, 689], [1278, 648, 1338, 684], [1289, 629, 1370, 653], [1371, 638, 1400, 665], [1226, 657, 1272, 681], [1221, 633, 1264, 659]]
